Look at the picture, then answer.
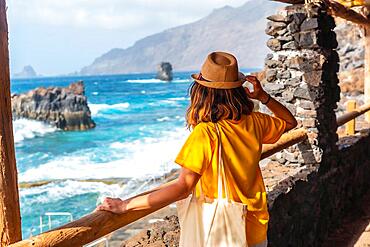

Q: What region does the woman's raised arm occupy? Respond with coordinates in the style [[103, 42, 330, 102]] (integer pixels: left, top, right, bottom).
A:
[[245, 75, 298, 132]]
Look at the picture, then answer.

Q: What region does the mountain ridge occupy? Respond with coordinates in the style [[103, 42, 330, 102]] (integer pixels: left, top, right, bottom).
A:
[[80, 0, 282, 75]]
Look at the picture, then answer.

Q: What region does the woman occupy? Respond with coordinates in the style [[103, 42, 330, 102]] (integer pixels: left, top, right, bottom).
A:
[[96, 51, 297, 246]]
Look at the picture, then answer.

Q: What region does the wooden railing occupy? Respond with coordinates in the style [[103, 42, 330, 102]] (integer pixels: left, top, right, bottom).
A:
[[9, 102, 370, 247]]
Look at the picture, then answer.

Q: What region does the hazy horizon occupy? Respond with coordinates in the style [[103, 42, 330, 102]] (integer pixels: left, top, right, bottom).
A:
[[8, 0, 248, 76]]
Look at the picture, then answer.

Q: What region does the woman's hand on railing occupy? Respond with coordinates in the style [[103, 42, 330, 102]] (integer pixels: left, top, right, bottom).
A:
[[96, 197, 128, 214]]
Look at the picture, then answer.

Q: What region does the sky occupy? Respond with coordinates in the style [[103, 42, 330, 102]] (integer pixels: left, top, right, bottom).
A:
[[8, 0, 248, 76]]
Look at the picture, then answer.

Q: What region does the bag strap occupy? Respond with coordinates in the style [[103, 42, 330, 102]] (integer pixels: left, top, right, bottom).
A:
[[214, 123, 230, 201]]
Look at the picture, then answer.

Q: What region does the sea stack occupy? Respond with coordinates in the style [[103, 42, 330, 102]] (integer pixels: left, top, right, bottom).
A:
[[156, 62, 173, 81], [13, 65, 37, 78], [11, 81, 96, 131]]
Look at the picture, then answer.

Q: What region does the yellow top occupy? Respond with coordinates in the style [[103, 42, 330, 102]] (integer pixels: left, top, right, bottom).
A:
[[175, 111, 286, 245]]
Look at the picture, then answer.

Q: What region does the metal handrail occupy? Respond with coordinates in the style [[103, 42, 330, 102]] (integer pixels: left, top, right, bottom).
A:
[[9, 103, 370, 247], [39, 212, 73, 234]]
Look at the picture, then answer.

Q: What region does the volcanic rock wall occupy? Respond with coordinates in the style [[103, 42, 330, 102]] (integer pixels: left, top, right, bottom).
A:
[[263, 3, 340, 167]]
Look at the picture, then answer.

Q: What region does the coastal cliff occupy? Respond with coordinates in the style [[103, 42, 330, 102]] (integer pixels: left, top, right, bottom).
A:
[[11, 81, 96, 131]]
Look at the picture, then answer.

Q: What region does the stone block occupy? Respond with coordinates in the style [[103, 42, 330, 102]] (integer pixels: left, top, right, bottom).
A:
[[293, 87, 311, 100], [282, 41, 298, 49], [291, 12, 306, 26], [278, 36, 294, 42], [287, 56, 302, 70], [277, 29, 288, 36], [267, 38, 282, 51], [297, 99, 315, 110], [285, 77, 301, 86], [296, 107, 317, 118], [266, 21, 287, 36], [264, 83, 285, 93], [277, 70, 291, 79], [275, 151, 286, 163], [287, 22, 299, 33], [284, 150, 299, 162], [265, 59, 283, 68], [278, 55, 287, 62], [267, 14, 293, 23], [300, 18, 318, 31], [282, 90, 294, 102], [303, 71, 322, 87], [266, 69, 277, 82], [266, 53, 274, 60], [299, 31, 319, 48]]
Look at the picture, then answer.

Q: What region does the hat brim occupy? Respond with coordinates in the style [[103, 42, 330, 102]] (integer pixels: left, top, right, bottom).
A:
[[191, 72, 245, 89]]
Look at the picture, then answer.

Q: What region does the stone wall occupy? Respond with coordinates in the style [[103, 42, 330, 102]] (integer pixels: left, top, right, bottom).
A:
[[268, 131, 370, 246], [263, 3, 340, 167]]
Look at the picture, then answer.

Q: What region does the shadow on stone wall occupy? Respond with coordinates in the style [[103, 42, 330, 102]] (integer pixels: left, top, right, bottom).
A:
[[268, 131, 370, 246]]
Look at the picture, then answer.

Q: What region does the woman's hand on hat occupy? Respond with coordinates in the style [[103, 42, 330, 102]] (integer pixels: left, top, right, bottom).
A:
[[95, 197, 128, 214], [244, 75, 269, 103]]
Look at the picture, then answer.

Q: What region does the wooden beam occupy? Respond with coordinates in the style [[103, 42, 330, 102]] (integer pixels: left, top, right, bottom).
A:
[[366, 25, 370, 121], [261, 128, 308, 159], [323, 0, 370, 25], [0, 0, 22, 246], [336, 103, 370, 126]]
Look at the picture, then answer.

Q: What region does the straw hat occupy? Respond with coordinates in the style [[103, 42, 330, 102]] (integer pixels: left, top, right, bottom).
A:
[[191, 51, 246, 89]]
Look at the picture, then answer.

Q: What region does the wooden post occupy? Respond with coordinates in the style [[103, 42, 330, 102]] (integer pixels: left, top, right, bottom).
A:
[[365, 25, 370, 122], [0, 0, 22, 245], [345, 100, 356, 135]]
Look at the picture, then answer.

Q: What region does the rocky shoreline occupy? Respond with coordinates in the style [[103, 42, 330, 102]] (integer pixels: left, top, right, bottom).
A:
[[11, 81, 96, 131]]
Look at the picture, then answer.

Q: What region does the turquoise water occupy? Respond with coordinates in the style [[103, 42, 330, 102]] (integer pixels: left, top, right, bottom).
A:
[[11, 70, 255, 238]]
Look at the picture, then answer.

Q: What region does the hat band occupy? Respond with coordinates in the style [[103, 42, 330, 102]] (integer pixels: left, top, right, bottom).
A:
[[194, 73, 244, 89]]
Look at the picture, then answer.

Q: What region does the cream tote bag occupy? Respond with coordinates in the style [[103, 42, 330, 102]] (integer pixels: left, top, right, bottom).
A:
[[176, 123, 248, 247]]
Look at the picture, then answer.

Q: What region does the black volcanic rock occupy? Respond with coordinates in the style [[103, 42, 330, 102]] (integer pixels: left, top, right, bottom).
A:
[[156, 62, 173, 81], [11, 81, 96, 130]]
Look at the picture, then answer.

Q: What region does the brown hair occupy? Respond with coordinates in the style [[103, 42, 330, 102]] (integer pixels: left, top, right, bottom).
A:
[[186, 81, 254, 129]]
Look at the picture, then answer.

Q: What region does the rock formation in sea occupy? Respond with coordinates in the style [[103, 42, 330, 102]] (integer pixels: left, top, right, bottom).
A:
[[11, 81, 96, 130], [156, 62, 173, 81], [13, 65, 37, 78]]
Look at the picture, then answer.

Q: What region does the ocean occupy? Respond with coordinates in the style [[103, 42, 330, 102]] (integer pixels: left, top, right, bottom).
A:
[[11, 70, 255, 238]]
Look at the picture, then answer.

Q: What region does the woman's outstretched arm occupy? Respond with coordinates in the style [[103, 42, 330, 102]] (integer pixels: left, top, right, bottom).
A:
[[95, 167, 200, 214], [245, 75, 298, 132]]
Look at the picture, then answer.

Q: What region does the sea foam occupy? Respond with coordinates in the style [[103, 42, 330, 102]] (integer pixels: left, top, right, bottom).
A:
[[89, 102, 130, 116], [20, 180, 124, 209], [126, 79, 163, 83], [13, 119, 57, 144], [19, 127, 189, 182]]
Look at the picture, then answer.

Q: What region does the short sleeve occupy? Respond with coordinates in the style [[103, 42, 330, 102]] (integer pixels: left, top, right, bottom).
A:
[[175, 124, 213, 175], [255, 112, 287, 144]]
